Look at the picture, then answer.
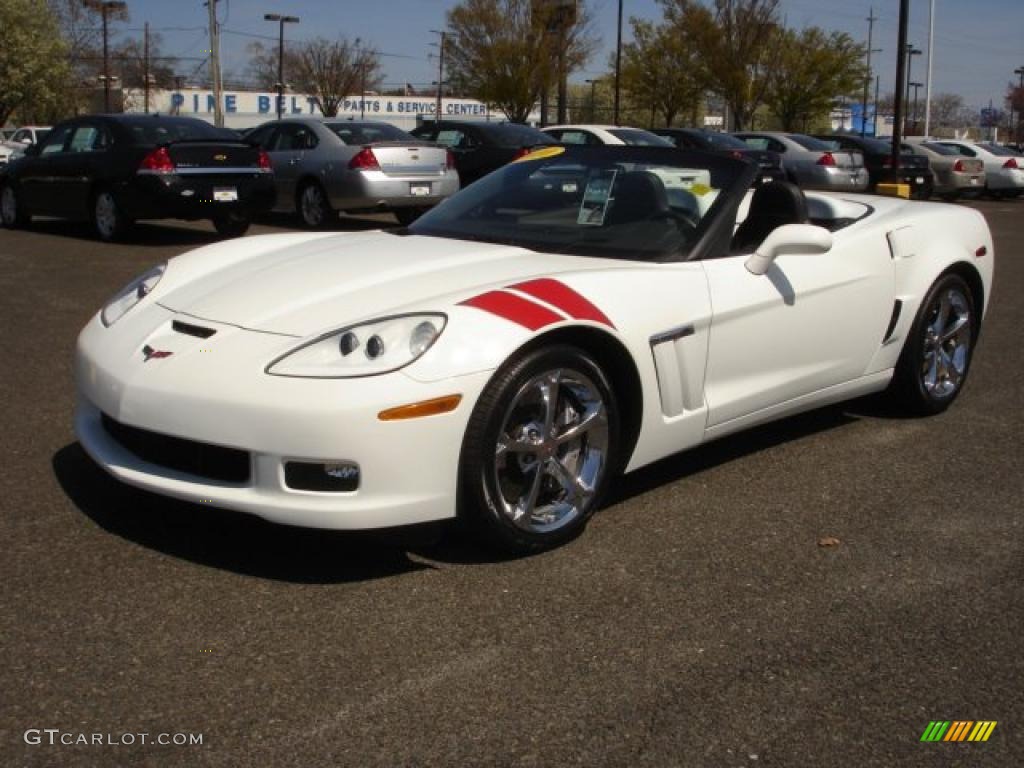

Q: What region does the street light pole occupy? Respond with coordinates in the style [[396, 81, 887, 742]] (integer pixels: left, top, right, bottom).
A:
[[909, 82, 923, 135], [890, 0, 910, 171], [861, 6, 879, 137], [585, 79, 598, 122], [95, 1, 127, 113], [613, 0, 623, 126], [923, 0, 936, 137], [903, 44, 922, 135], [264, 13, 300, 121], [430, 30, 446, 125], [1015, 67, 1024, 145]]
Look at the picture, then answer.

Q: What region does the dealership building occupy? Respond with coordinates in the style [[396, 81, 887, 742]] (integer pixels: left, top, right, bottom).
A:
[[123, 88, 535, 131]]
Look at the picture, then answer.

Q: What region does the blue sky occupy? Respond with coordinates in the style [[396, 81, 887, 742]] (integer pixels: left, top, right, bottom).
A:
[[111, 0, 1022, 110]]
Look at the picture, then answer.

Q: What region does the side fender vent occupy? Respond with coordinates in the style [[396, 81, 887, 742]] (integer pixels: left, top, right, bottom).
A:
[[883, 300, 903, 344], [172, 320, 217, 339]]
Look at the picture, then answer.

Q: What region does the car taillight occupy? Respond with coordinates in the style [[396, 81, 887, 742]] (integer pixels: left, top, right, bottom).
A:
[[817, 152, 837, 167], [257, 149, 272, 171], [348, 147, 380, 171], [513, 147, 531, 160], [445, 149, 455, 170], [138, 147, 174, 173], [1003, 157, 1019, 169], [953, 159, 965, 172], [730, 150, 745, 160]]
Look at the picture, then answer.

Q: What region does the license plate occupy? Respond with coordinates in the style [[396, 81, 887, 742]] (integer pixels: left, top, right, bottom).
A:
[[410, 184, 431, 197], [915, 176, 925, 184], [213, 187, 238, 202], [970, 178, 979, 185]]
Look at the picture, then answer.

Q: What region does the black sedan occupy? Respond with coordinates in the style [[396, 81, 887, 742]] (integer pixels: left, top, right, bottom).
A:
[[0, 115, 275, 240], [814, 134, 934, 200], [409, 121, 557, 186], [652, 128, 785, 185]]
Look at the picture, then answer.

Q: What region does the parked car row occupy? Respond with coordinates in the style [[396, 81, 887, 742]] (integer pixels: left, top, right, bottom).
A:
[[4, 112, 1023, 243]]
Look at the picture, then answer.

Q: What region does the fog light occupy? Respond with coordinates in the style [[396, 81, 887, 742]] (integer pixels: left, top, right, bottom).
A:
[[284, 461, 360, 492]]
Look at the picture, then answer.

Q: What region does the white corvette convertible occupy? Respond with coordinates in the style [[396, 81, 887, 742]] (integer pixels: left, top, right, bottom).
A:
[[75, 146, 994, 553]]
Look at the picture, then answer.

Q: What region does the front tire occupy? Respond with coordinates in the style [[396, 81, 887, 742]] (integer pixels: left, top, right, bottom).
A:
[[297, 181, 332, 229], [1, 184, 30, 228], [890, 273, 976, 415], [459, 345, 619, 554], [212, 211, 251, 238], [92, 189, 132, 242]]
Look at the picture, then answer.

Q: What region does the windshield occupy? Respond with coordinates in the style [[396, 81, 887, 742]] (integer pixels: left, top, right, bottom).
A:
[[480, 123, 557, 148], [978, 143, 1020, 156], [122, 118, 235, 145], [701, 131, 749, 150], [921, 142, 958, 156], [326, 122, 412, 144], [408, 146, 749, 261], [607, 128, 673, 147], [789, 134, 834, 151]]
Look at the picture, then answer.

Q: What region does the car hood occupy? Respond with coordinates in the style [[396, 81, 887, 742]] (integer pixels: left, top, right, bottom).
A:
[[158, 230, 607, 336]]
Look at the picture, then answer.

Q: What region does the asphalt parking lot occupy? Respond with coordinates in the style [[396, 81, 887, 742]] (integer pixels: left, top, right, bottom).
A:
[[1, 201, 1021, 767]]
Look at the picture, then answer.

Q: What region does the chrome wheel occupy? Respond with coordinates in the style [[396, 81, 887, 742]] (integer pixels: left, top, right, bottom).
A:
[[491, 367, 609, 534], [920, 286, 971, 399], [299, 184, 327, 227], [1, 185, 17, 225], [94, 192, 119, 239]]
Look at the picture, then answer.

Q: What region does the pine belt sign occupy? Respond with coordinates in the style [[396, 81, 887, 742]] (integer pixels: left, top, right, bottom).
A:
[[128, 89, 493, 120]]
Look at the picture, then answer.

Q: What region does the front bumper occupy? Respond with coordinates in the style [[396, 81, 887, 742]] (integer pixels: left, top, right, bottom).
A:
[[74, 308, 491, 529], [325, 169, 460, 211]]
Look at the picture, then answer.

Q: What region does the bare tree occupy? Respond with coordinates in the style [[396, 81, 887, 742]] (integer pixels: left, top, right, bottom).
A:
[[292, 38, 381, 117], [445, 0, 597, 123]]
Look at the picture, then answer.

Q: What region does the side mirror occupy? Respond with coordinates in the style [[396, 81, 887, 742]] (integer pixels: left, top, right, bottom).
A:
[[745, 224, 833, 275]]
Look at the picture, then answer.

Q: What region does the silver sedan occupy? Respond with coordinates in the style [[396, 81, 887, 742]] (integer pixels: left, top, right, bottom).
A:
[[246, 118, 460, 227], [902, 138, 985, 200], [733, 131, 868, 192]]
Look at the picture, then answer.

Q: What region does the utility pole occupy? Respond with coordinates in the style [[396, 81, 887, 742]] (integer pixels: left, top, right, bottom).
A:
[[143, 21, 150, 113], [861, 7, 880, 137], [205, 0, 224, 126], [891, 0, 910, 171], [585, 78, 598, 122], [1015, 67, 1024, 145], [903, 43, 922, 135], [95, 2, 127, 113], [264, 13, 300, 121], [430, 30, 446, 125], [873, 75, 880, 137], [613, 0, 623, 125], [923, 0, 936, 137]]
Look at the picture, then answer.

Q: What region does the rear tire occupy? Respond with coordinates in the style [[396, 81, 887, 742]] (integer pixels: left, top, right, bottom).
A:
[[458, 345, 619, 555], [212, 212, 251, 238], [297, 181, 332, 229], [92, 189, 132, 242], [0, 184, 30, 228], [890, 273, 976, 416]]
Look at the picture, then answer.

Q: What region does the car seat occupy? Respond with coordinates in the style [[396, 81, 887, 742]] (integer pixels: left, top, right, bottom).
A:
[[731, 181, 808, 253]]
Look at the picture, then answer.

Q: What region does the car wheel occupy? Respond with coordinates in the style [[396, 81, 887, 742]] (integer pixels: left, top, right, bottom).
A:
[[459, 345, 619, 554], [92, 189, 132, 242], [891, 273, 976, 416], [212, 212, 251, 238], [393, 207, 427, 227], [0, 184, 30, 228], [297, 182, 332, 229]]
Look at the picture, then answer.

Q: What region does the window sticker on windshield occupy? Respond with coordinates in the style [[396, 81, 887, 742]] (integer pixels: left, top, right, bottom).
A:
[[578, 170, 618, 226]]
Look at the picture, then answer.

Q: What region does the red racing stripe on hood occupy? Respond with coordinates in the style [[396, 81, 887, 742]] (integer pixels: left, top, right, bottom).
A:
[[461, 290, 564, 330], [507, 278, 615, 328]]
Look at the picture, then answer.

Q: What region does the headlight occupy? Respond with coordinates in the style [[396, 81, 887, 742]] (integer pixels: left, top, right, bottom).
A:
[[266, 313, 447, 378], [100, 264, 166, 327]]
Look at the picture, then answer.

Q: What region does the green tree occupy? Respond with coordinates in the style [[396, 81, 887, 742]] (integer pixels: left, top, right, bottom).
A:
[[445, 0, 597, 123], [1, 0, 74, 125], [662, 0, 781, 131], [765, 27, 864, 131], [619, 5, 710, 127]]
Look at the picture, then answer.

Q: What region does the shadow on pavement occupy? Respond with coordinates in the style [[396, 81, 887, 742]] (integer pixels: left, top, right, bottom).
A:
[[22, 219, 224, 247]]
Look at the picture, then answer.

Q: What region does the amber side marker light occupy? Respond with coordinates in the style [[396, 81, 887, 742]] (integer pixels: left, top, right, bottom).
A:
[[378, 394, 463, 421]]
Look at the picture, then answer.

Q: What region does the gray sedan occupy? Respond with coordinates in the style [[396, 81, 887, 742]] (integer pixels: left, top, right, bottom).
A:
[[246, 118, 460, 227], [902, 138, 985, 200], [733, 131, 868, 192]]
